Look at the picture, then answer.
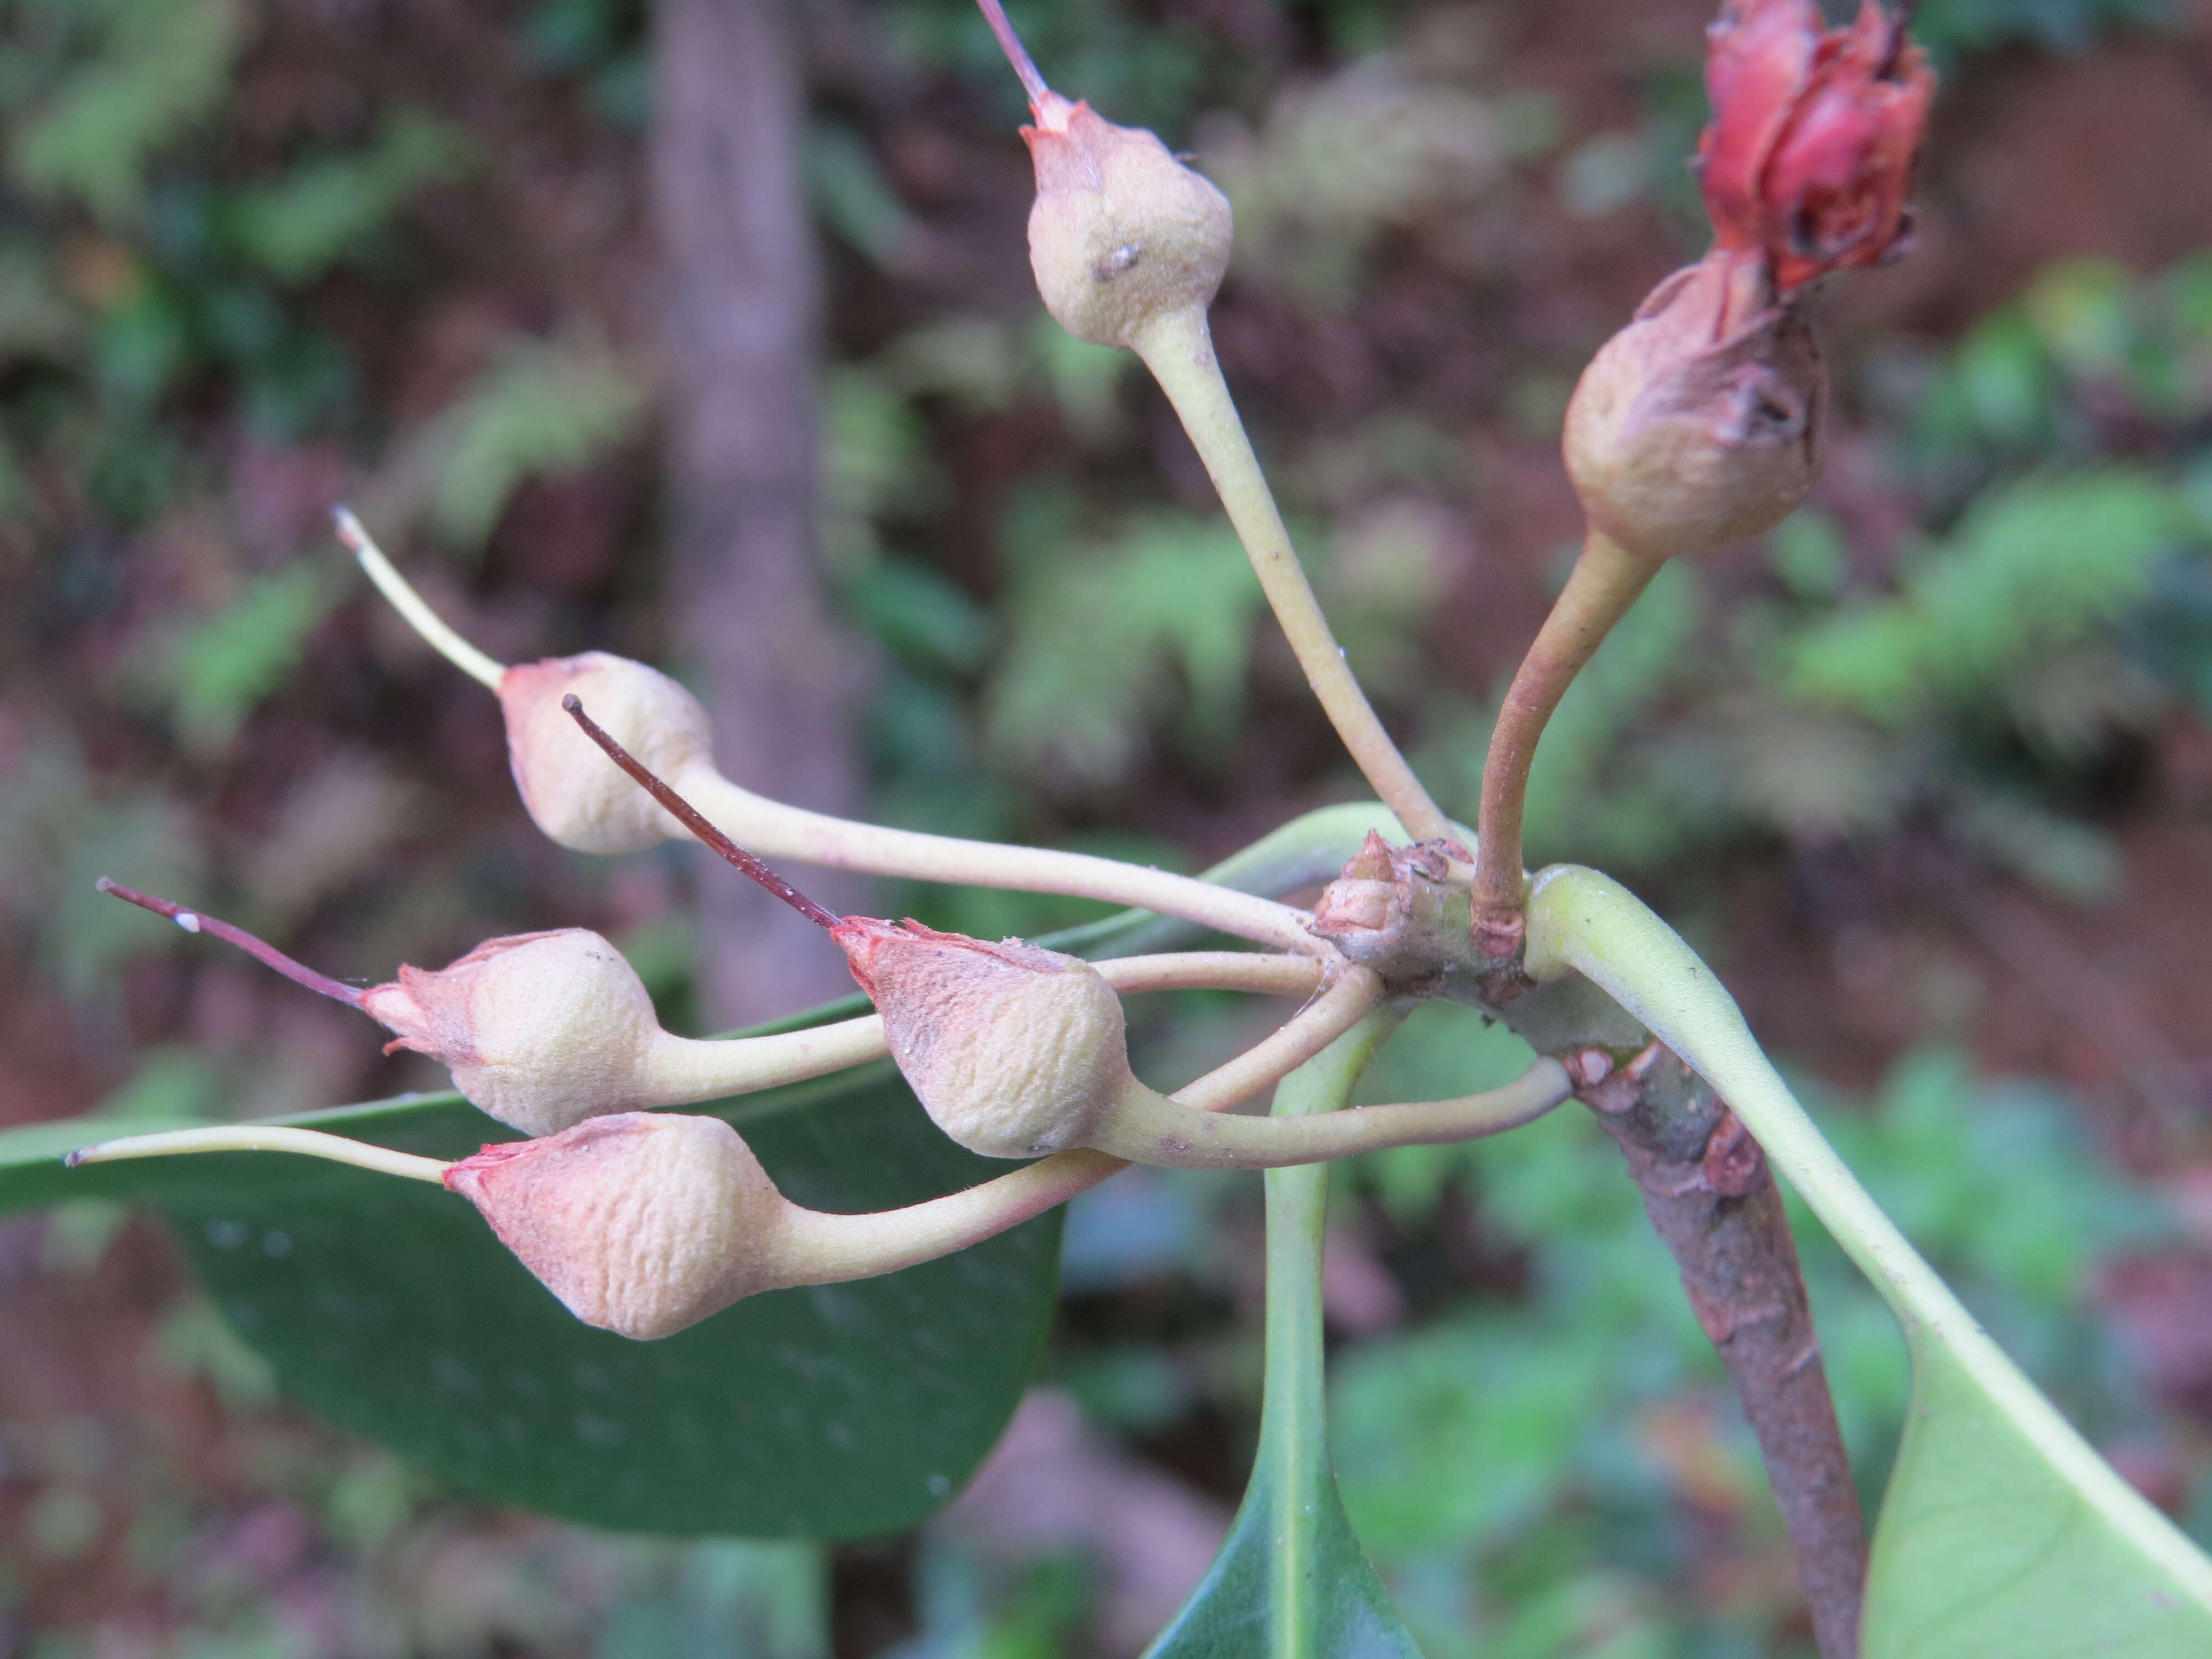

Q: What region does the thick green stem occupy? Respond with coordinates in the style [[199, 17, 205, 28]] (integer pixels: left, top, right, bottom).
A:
[[1524, 863, 2212, 1615], [1261, 1006, 1407, 1658], [1472, 529, 1655, 957], [1131, 307, 1450, 844]]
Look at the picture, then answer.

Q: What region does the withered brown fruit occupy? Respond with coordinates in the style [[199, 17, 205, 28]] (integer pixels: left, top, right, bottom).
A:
[[1561, 251, 1826, 563]]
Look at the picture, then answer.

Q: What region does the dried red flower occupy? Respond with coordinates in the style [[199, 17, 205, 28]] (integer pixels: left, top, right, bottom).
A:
[[1697, 0, 1934, 293], [446, 1113, 795, 1339]]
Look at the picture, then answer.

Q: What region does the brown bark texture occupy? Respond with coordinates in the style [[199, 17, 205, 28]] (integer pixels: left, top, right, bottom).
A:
[[1586, 1051, 1868, 1659], [649, 0, 871, 1026]]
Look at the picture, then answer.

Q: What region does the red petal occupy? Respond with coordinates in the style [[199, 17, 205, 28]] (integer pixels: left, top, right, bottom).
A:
[[1698, 0, 1823, 253], [1697, 0, 1933, 291], [1762, 12, 1933, 286]]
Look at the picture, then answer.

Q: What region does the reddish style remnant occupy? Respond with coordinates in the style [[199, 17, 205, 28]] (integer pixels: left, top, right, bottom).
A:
[[1697, 0, 1934, 293]]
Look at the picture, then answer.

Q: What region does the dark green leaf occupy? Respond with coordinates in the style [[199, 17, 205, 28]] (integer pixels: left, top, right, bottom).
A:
[[0, 1063, 1060, 1540], [1146, 1455, 1421, 1659], [0, 804, 1399, 1539]]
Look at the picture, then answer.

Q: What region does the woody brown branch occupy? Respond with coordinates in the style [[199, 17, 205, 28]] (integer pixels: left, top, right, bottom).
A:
[[1581, 1046, 1866, 1659], [1311, 834, 1870, 1654]]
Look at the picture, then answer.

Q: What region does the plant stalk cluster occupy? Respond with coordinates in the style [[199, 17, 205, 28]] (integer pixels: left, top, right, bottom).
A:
[[73, 4, 1991, 1646]]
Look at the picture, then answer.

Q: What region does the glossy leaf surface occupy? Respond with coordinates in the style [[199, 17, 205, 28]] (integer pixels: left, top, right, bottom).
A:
[[0, 1066, 1060, 1540]]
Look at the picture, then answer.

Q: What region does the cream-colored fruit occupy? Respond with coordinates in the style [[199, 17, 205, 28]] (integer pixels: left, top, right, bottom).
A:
[[836, 919, 1134, 1159], [446, 1113, 794, 1339], [362, 929, 660, 1136], [1024, 98, 1233, 349], [499, 653, 714, 854]]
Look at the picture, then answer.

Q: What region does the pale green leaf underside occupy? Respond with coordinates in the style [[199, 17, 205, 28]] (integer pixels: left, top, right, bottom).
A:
[[1869, 1338, 2201, 1657], [1527, 865, 2212, 1657]]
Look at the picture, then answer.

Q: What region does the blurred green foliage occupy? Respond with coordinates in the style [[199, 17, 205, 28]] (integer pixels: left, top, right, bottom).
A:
[[225, 113, 471, 287], [987, 508, 1263, 786], [418, 337, 644, 554], [8, 0, 2212, 1650], [1913, 0, 2167, 54], [0, 0, 643, 1040], [4, 0, 241, 223], [1323, 1021, 2177, 1657]]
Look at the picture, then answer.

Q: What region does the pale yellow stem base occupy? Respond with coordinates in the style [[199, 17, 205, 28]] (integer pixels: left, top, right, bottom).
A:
[[69, 1124, 451, 1184]]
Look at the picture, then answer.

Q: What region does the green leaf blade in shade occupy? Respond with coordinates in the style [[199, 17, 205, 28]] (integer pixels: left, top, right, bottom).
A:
[[0, 1063, 1060, 1541], [1146, 1459, 1422, 1659], [0, 802, 1414, 1540], [1526, 864, 2212, 1658], [1147, 1012, 1422, 1659]]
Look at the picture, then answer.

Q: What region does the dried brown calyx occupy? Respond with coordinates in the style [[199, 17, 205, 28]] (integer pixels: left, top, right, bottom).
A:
[[1562, 251, 1827, 564], [1310, 832, 1478, 990]]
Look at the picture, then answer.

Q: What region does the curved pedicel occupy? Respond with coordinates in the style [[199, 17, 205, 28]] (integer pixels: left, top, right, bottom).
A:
[[339, 508, 1321, 955]]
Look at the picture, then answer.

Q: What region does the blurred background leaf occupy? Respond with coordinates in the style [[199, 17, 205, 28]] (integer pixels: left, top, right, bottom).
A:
[[8, 0, 2212, 1650]]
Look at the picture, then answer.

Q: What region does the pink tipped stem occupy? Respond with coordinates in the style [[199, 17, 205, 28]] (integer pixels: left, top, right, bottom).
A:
[[329, 503, 369, 557], [972, 0, 1052, 113], [95, 879, 364, 1008], [560, 696, 845, 931]]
